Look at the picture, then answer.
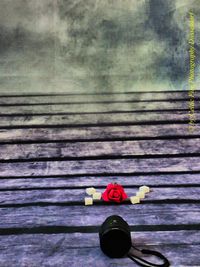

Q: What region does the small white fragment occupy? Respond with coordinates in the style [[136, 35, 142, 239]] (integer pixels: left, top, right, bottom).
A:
[[136, 191, 145, 199], [139, 185, 150, 193], [130, 196, 140, 204], [85, 197, 93, 205], [92, 192, 102, 200], [86, 187, 96, 195]]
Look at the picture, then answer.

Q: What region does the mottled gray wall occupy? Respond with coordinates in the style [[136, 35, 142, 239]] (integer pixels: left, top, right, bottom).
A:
[[0, 0, 199, 93]]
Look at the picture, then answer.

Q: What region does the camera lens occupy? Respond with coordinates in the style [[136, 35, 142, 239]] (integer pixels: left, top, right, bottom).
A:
[[99, 215, 132, 258]]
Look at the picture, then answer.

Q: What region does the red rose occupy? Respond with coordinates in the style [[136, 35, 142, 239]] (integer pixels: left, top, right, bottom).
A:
[[102, 183, 128, 203]]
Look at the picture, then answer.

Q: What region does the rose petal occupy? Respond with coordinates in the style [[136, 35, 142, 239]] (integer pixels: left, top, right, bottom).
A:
[[102, 183, 128, 203], [102, 191, 110, 201]]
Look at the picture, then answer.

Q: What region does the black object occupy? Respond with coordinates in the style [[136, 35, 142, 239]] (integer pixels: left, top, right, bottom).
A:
[[99, 215, 132, 258], [99, 215, 170, 267]]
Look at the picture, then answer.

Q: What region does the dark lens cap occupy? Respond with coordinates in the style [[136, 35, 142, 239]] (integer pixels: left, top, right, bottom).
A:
[[99, 215, 132, 258]]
